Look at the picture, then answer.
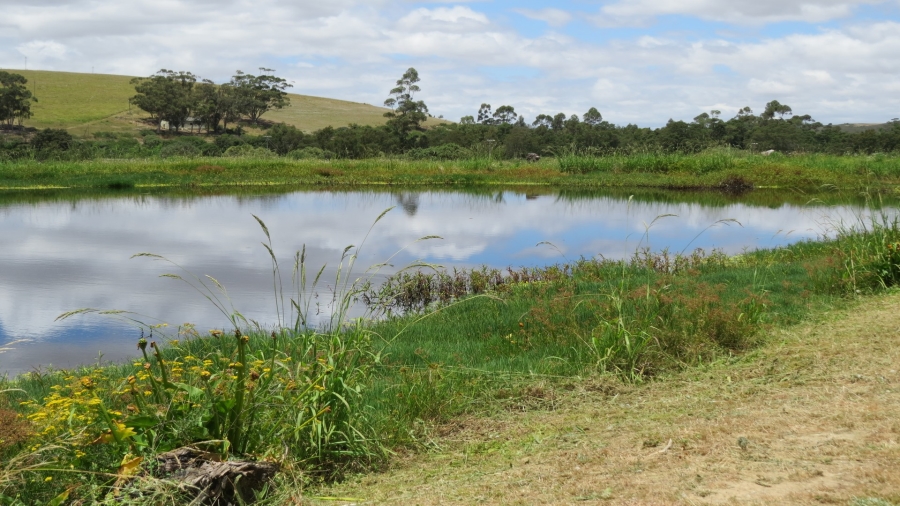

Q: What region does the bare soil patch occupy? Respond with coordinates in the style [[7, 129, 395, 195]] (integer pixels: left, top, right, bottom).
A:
[[310, 292, 900, 505]]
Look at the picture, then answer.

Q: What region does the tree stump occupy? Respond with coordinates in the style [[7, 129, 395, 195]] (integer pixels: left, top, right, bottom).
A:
[[154, 447, 279, 505]]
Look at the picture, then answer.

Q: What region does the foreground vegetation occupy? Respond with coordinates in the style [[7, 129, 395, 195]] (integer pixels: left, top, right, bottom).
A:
[[2, 149, 900, 192], [2, 202, 900, 504], [318, 292, 900, 505]]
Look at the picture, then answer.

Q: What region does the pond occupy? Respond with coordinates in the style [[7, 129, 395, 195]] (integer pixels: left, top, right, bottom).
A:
[[0, 187, 870, 377]]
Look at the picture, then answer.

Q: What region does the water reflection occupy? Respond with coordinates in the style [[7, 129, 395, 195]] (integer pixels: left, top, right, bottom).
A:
[[0, 187, 874, 376]]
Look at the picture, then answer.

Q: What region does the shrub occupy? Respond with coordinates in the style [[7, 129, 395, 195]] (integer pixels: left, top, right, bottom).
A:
[[159, 141, 201, 158], [224, 144, 276, 158], [405, 143, 472, 160], [287, 146, 334, 160], [31, 128, 73, 152]]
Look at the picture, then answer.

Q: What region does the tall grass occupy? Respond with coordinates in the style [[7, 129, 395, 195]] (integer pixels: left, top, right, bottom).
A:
[[3, 150, 900, 191]]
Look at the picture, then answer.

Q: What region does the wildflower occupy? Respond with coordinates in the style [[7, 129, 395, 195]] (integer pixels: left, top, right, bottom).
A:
[[200, 371, 211, 381], [44, 476, 52, 482], [209, 329, 224, 338], [170, 340, 179, 346], [250, 370, 260, 381], [80, 377, 95, 390], [137, 338, 148, 351]]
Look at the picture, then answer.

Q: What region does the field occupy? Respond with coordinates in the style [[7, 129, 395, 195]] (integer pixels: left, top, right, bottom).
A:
[[5, 69, 445, 135]]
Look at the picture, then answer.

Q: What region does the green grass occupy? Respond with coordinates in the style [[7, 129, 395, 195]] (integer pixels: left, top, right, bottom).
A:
[[2, 203, 900, 504], [6, 69, 446, 136], [2, 150, 900, 191]]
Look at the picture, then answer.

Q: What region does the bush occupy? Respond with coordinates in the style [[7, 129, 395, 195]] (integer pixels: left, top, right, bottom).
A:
[[405, 143, 472, 160], [141, 135, 163, 149], [31, 128, 73, 152], [224, 144, 276, 158], [159, 141, 201, 158], [215, 134, 246, 151], [287, 146, 334, 160]]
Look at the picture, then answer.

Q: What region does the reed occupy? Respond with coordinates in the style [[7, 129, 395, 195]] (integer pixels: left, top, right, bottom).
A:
[[2, 151, 900, 191]]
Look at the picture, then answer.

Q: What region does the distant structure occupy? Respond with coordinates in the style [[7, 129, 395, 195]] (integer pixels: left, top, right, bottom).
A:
[[761, 149, 776, 156]]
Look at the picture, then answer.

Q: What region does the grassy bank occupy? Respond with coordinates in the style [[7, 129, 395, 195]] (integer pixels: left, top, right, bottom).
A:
[[7, 69, 443, 136], [2, 209, 900, 504], [2, 150, 900, 192]]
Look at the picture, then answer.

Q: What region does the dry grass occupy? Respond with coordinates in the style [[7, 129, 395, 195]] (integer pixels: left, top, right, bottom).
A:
[[309, 292, 900, 505], [6, 69, 449, 136]]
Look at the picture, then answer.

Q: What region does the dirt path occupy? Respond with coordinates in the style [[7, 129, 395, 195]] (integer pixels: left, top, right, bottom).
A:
[[312, 293, 900, 505]]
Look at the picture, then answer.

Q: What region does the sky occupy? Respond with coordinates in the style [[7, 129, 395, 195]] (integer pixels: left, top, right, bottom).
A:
[[1, 0, 899, 127]]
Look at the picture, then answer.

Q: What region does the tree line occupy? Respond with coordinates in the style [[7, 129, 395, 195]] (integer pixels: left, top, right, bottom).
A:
[[2, 67, 900, 161]]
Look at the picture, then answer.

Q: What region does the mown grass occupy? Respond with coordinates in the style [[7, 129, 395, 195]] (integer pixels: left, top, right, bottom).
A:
[[2, 149, 900, 191], [2, 204, 900, 504]]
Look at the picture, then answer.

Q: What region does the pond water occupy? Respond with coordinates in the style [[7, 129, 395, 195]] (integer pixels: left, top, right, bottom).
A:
[[0, 187, 870, 377]]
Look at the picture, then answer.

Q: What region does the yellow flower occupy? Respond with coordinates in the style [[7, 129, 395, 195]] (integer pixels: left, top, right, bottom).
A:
[[44, 476, 52, 482]]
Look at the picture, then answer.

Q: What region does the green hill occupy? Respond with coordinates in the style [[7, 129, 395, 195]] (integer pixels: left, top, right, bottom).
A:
[[6, 69, 442, 136], [834, 122, 895, 133]]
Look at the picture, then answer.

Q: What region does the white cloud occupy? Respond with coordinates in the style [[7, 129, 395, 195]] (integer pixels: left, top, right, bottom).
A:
[[597, 0, 887, 26], [513, 8, 572, 27], [16, 40, 76, 64], [0, 1, 898, 126]]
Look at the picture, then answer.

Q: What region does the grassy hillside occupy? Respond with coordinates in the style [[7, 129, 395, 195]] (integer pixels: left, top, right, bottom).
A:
[[5, 69, 442, 136], [835, 122, 895, 133]]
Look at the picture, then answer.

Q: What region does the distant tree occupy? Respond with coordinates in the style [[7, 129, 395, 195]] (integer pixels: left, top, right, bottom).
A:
[[515, 115, 527, 127], [130, 70, 198, 132], [735, 106, 754, 118], [0, 71, 37, 127], [493, 105, 517, 124], [582, 107, 603, 126], [532, 114, 553, 128], [460, 115, 475, 125], [192, 80, 222, 132], [383, 67, 429, 134], [477, 103, 493, 125], [761, 100, 792, 120], [551, 112, 566, 130], [229, 68, 292, 125]]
